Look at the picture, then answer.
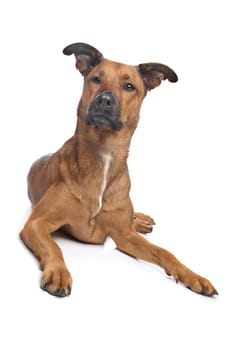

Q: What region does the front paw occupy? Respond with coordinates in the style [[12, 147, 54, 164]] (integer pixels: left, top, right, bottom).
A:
[[165, 266, 218, 297], [40, 264, 73, 297], [133, 212, 155, 234]]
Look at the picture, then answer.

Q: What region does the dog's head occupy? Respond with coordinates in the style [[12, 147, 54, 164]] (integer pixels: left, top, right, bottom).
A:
[[63, 43, 178, 132]]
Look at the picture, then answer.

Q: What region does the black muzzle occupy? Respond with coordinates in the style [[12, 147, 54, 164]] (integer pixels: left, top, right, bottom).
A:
[[86, 91, 122, 131]]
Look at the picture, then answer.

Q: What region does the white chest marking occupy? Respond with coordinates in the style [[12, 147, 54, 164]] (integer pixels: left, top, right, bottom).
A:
[[93, 154, 112, 217]]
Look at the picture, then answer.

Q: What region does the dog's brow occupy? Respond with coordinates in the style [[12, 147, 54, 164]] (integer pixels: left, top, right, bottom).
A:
[[122, 74, 130, 80], [99, 70, 105, 76]]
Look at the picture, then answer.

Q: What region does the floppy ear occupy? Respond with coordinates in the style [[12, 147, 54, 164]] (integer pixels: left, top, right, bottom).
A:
[[138, 63, 178, 91], [63, 42, 103, 76]]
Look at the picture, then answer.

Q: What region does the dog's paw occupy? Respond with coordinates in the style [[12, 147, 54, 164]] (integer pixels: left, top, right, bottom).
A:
[[133, 212, 155, 234], [40, 265, 73, 297], [165, 267, 218, 297]]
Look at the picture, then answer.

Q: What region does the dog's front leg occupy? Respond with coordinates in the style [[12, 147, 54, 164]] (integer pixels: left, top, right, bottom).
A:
[[110, 230, 217, 296], [20, 185, 72, 297]]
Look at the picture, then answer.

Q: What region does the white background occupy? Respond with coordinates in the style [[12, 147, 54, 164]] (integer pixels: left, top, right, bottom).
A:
[[1, 0, 232, 349]]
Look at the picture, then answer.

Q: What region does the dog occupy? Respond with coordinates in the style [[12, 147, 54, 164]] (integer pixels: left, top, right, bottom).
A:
[[20, 43, 217, 297]]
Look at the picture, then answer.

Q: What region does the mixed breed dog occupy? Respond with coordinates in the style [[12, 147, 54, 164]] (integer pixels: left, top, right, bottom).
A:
[[20, 43, 217, 297]]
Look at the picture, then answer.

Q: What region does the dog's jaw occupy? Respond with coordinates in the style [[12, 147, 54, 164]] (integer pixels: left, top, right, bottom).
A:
[[85, 114, 123, 131]]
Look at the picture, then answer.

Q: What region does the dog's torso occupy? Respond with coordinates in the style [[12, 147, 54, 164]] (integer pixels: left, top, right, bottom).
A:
[[27, 134, 133, 244]]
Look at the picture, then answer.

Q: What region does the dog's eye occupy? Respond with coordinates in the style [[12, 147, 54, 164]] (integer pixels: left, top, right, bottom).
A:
[[123, 83, 135, 91], [91, 76, 101, 84]]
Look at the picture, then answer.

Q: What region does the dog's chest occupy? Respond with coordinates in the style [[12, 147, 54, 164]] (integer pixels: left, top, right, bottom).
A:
[[92, 153, 112, 217]]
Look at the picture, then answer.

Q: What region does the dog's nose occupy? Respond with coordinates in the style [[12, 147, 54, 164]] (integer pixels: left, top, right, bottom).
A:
[[87, 90, 122, 130], [94, 91, 116, 110]]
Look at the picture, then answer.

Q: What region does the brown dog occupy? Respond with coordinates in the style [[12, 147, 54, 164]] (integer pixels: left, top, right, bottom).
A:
[[20, 43, 217, 297]]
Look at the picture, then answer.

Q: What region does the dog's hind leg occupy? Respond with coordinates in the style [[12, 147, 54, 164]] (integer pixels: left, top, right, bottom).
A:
[[133, 212, 155, 234]]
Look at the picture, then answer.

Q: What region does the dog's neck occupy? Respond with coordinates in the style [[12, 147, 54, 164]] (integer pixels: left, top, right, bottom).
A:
[[74, 121, 134, 173], [72, 121, 134, 217]]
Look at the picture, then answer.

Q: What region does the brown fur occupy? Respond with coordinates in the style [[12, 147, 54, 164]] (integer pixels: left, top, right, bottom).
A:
[[20, 43, 217, 297]]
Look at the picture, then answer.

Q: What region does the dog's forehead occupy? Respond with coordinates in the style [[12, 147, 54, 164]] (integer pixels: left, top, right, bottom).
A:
[[90, 59, 141, 82]]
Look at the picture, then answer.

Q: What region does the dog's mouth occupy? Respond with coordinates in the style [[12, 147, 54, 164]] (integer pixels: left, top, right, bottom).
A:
[[85, 91, 123, 131], [85, 114, 123, 131]]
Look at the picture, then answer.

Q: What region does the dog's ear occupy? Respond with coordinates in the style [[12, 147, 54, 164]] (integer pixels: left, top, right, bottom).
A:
[[63, 43, 103, 76], [138, 63, 178, 91]]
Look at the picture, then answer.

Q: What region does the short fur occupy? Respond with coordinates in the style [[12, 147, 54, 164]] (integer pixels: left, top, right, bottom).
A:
[[20, 43, 217, 297]]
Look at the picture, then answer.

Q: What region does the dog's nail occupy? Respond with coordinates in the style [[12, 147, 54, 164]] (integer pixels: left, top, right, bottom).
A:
[[41, 283, 49, 291], [201, 288, 219, 297], [53, 288, 71, 297], [59, 289, 66, 297], [53, 288, 63, 297]]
